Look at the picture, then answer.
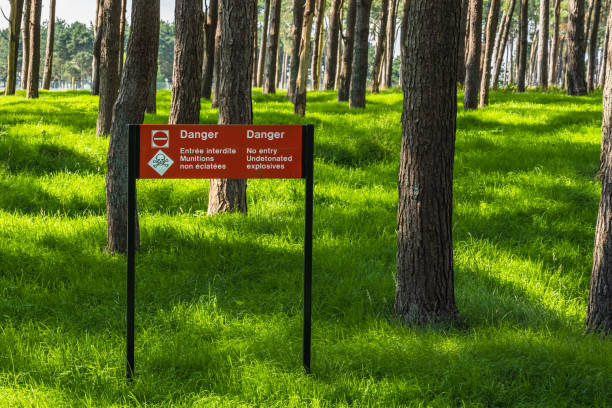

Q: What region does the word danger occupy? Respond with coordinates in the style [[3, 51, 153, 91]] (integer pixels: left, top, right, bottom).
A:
[[246, 129, 285, 140], [180, 130, 219, 140]]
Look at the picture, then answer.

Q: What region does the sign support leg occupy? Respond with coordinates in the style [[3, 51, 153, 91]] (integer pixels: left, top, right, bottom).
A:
[[127, 126, 138, 380], [303, 124, 314, 374]]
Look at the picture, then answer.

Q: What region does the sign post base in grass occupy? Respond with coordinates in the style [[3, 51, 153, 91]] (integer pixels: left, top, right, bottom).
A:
[[126, 124, 314, 380]]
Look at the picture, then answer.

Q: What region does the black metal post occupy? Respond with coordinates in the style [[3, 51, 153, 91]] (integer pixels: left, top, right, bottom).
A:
[[126, 125, 138, 380], [302, 125, 314, 373]]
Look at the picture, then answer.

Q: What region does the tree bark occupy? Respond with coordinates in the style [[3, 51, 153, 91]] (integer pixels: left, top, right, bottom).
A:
[[458, 0, 469, 85], [396, 0, 460, 326], [600, 23, 610, 88], [146, 64, 158, 114], [371, 0, 389, 93], [310, 0, 326, 90], [549, 0, 561, 86], [479, 0, 501, 107], [106, 0, 160, 254], [384, 0, 398, 88], [42, 0, 56, 90], [587, 0, 602, 92], [294, 0, 316, 115], [96, 0, 122, 135], [211, 3, 222, 108], [335, 15, 343, 88], [288, 0, 305, 102], [91, 0, 103, 95], [536, 0, 549, 88], [257, 0, 271, 88], [528, 29, 539, 86], [26, 0, 41, 99], [491, 0, 516, 89], [5, 0, 24, 95], [323, 0, 342, 90], [118, 0, 127, 80], [349, 0, 373, 108], [21, 0, 30, 91], [463, 0, 482, 109], [338, 0, 357, 101], [567, 0, 587, 95], [263, 0, 283, 93], [516, 0, 528, 92], [201, 0, 218, 99], [207, 0, 255, 215]]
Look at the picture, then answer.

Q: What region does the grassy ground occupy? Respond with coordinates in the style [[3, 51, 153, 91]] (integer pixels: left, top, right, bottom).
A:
[[0, 88, 611, 407]]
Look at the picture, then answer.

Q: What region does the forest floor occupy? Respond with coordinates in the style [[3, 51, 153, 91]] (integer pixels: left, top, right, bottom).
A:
[[0, 88, 611, 407]]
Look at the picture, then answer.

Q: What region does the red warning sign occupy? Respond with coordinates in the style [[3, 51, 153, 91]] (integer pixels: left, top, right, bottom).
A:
[[138, 124, 304, 179]]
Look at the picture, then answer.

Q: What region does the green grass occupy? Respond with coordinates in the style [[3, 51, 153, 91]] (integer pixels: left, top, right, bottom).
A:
[[1, 87, 611, 407]]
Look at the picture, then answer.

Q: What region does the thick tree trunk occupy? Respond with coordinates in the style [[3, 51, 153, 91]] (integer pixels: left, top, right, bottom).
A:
[[118, 0, 127, 79], [91, 0, 103, 95], [106, 0, 160, 254], [211, 4, 222, 108], [463, 0, 482, 109], [257, 0, 271, 88], [26, 0, 41, 99], [288, 0, 305, 102], [5, 0, 24, 95], [517, 0, 528, 92], [201, 0, 218, 99], [349, 0, 373, 108], [21, 0, 30, 90], [479, 0, 501, 107], [396, 0, 460, 326], [384, 0, 398, 88], [567, 0, 587, 95], [310, 0, 326, 90], [491, 0, 516, 89], [96, 0, 122, 135], [294, 0, 316, 115], [42, 0, 56, 90], [169, 0, 203, 124], [549, 0, 561, 86], [458, 0, 469, 85], [207, 0, 255, 215], [323, 0, 342, 90], [338, 0, 357, 101], [587, 7, 612, 333], [587, 0, 602, 92], [371, 0, 389, 93], [263, 0, 283, 93], [537, 0, 549, 88]]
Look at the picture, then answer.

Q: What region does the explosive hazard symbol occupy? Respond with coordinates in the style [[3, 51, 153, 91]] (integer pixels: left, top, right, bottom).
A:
[[148, 150, 174, 176], [151, 130, 170, 148]]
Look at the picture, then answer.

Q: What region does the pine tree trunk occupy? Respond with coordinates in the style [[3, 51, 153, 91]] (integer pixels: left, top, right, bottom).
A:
[[517, 0, 528, 92], [310, 0, 326, 90], [96, 0, 122, 135], [294, 0, 316, 115], [118, 0, 127, 80], [281, 50, 289, 88], [396, 0, 460, 326], [258, 0, 271, 88], [536, 0, 549, 88], [26, 0, 41, 99], [212, 4, 222, 108], [338, 0, 357, 101], [207, 0, 255, 215], [169, 0, 203, 124], [5, 0, 24, 95], [458, 0, 469, 85], [491, 0, 516, 89], [349, 0, 373, 108], [371, 0, 389, 93], [91, 0, 103, 95], [323, 0, 342, 90], [464, 0, 482, 109], [600, 24, 610, 88], [146, 64, 158, 114], [106, 0, 159, 254], [549, 0, 561, 86], [384, 0, 398, 88], [586, 0, 594, 41], [21, 0, 30, 90], [587, 0, 602, 92], [263, 0, 283, 94], [528, 29, 539, 86], [479, 0, 500, 107], [335, 20, 343, 88], [201, 0, 218, 99], [42, 0, 56, 90], [567, 0, 587, 95], [288, 0, 305, 102]]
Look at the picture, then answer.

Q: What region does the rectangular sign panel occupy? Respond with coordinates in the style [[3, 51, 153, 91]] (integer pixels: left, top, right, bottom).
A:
[[138, 124, 304, 179]]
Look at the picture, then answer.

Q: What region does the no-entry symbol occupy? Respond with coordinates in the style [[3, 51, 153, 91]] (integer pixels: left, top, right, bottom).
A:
[[151, 130, 169, 148]]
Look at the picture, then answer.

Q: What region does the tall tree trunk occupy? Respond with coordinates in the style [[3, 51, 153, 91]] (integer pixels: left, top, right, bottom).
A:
[[371, 0, 389, 93], [491, 0, 516, 89], [294, 0, 316, 115], [310, 0, 326, 90], [21, 0, 31, 91], [26, 0, 41, 99], [338, 0, 357, 101], [463, 0, 482, 109], [458, 0, 469, 85], [349, 0, 373, 108], [106, 0, 160, 254], [587, 0, 602, 92], [201, 0, 218, 98], [517, 0, 528, 92], [396, 0, 460, 325], [537, 0, 549, 88], [146, 64, 158, 113], [281, 50, 289, 88], [600, 23, 610, 88], [42, 0, 56, 90], [257, 0, 271, 88], [567, 0, 587, 95], [211, 4, 222, 108], [118, 0, 127, 80], [207, 0, 255, 215], [528, 29, 539, 86], [323, 0, 342, 90], [96, 0, 122, 135], [5, 0, 24, 95], [587, 6, 612, 333], [384, 0, 398, 88], [91, 0, 103, 95], [263, 0, 283, 93], [335, 18, 343, 88], [549, 0, 561, 86], [586, 0, 595, 41], [169, 0, 203, 124], [288, 0, 305, 102], [479, 0, 501, 107]]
